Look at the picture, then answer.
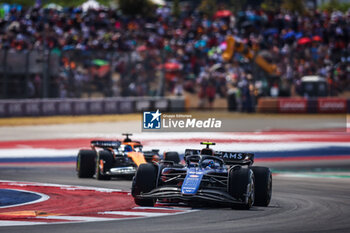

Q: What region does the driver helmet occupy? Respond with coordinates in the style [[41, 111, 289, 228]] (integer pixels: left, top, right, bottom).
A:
[[208, 160, 215, 168], [124, 145, 133, 152]]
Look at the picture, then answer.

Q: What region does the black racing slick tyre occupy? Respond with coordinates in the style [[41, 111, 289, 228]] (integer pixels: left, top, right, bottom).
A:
[[131, 163, 158, 207], [95, 151, 113, 180], [251, 166, 272, 207], [228, 166, 255, 210], [77, 150, 96, 178], [164, 152, 180, 164]]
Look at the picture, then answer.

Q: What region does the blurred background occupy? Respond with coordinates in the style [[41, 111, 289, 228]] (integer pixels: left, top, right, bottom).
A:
[[0, 0, 349, 115]]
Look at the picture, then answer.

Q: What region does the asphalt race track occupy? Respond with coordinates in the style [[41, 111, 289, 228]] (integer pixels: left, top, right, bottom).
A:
[[1, 162, 350, 233], [0, 118, 350, 233]]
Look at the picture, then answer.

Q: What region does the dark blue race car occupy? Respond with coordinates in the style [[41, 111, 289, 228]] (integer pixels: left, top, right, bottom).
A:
[[131, 142, 272, 209]]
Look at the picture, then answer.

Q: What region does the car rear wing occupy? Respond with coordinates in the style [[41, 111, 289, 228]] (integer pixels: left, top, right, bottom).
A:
[[214, 151, 254, 166], [91, 140, 121, 149], [184, 149, 254, 166], [143, 149, 159, 158], [185, 149, 201, 156]]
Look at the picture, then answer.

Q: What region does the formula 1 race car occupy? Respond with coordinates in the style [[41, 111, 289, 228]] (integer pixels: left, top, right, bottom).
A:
[[132, 142, 272, 209], [76, 134, 159, 180]]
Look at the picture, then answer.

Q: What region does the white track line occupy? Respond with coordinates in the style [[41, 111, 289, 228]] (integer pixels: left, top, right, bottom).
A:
[[101, 211, 171, 217], [0, 221, 45, 226], [36, 216, 117, 222], [133, 206, 192, 211], [1, 142, 350, 158], [0, 180, 123, 193]]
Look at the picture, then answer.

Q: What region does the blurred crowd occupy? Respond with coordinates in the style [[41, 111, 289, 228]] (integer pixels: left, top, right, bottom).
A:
[[0, 2, 349, 109]]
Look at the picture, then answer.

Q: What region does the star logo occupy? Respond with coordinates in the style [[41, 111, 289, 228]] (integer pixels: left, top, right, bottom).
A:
[[143, 109, 161, 129], [150, 109, 161, 122]]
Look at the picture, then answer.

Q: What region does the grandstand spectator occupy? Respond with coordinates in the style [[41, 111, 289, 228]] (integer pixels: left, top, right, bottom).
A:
[[0, 2, 348, 105]]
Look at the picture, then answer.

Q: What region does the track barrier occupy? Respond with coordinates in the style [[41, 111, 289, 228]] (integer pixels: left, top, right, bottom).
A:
[[257, 97, 350, 113], [0, 97, 185, 118]]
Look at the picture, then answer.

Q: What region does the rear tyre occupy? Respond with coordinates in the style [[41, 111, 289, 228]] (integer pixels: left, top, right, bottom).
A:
[[95, 151, 113, 180], [164, 152, 180, 164], [228, 166, 255, 210], [77, 150, 96, 178], [251, 166, 272, 206], [131, 163, 158, 206]]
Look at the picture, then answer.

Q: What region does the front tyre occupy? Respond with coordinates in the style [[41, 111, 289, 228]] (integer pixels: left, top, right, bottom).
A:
[[95, 151, 113, 180], [131, 163, 158, 206], [251, 166, 272, 206], [228, 166, 255, 210], [76, 150, 96, 178]]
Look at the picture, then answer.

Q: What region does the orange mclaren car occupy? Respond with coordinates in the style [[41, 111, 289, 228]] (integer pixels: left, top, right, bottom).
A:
[[76, 134, 159, 180]]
